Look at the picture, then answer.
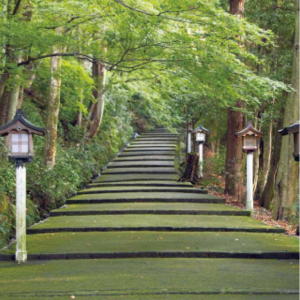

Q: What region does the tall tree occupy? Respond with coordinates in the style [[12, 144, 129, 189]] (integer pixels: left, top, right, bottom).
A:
[[224, 0, 245, 202], [271, 0, 299, 220], [44, 28, 63, 169]]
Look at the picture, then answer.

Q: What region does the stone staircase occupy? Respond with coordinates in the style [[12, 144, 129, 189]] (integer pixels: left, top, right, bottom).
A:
[[0, 128, 298, 299]]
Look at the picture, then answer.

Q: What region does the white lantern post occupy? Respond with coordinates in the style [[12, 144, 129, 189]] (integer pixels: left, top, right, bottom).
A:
[[187, 122, 193, 154], [193, 125, 209, 178], [236, 122, 262, 211], [0, 110, 45, 263]]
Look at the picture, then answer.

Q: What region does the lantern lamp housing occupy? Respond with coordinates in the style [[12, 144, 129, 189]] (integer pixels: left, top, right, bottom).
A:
[[193, 125, 209, 144], [0, 110, 45, 163], [236, 122, 262, 153], [279, 121, 300, 162], [187, 122, 193, 133]]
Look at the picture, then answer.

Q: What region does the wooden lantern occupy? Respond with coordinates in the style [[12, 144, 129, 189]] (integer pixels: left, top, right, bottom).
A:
[[193, 125, 209, 144], [279, 121, 300, 162], [0, 110, 45, 162], [236, 122, 262, 152]]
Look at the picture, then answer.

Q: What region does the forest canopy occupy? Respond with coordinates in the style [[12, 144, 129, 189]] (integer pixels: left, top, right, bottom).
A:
[[0, 0, 298, 247]]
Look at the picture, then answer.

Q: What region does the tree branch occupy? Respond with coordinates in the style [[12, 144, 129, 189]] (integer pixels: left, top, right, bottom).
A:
[[113, 0, 200, 23], [18, 53, 103, 66], [12, 0, 22, 15]]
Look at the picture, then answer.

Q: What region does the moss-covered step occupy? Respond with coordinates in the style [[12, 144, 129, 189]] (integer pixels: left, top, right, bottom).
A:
[[127, 143, 175, 146], [51, 202, 234, 214], [50, 203, 248, 216], [78, 186, 207, 194], [141, 134, 177, 137], [115, 156, 175, 161], [86, 180, 194, 189], [103, 167, 177, 174], [0, 259, 297, 299], [88, 177, 194, 188], [128, 143, 176, 146], [130, 143, 176, 147], [135, 138, 178, 142], [125, 147, 175, 151], [27, 214, 284, 233], [2, 231, 298, 258], [94, 174, 179, 182], [108, 161, 174, 167], [68, 191, 222, 203], [118, 152, 175, 157], [121, 152, 175, 157]]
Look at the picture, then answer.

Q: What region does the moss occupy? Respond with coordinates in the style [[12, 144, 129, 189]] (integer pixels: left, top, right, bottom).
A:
[[70, 192, 220, 201], [103, 167, 177, 174], [31, 214, 274, 229], [2, 231, 298, 255], [53, 203, 234, 212], [0, 259, 298, 298]]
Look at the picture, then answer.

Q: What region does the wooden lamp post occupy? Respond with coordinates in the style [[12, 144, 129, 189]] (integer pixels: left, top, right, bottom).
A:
[[279, 121, 300, 162], [236, 122, 262, 211], [193, 125, 209, 178], [0, 110, 45, 263]]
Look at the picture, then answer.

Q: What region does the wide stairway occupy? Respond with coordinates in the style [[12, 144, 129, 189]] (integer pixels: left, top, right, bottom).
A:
[[0, 128, 299, 299]]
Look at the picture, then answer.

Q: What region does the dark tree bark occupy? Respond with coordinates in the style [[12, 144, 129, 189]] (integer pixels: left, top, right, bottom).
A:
[[224, 0, 245, 202], [259, 118, 283, 208], [85, 60, 106, 139]]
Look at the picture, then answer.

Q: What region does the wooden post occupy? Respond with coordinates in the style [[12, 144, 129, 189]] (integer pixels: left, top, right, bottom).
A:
[[246, 152, 254, 211], [198, 143, 204, 178], [15, 163, 27, 263]]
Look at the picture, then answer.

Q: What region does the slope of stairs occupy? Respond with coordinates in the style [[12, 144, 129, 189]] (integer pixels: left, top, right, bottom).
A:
[[0, 128, 298, 299]]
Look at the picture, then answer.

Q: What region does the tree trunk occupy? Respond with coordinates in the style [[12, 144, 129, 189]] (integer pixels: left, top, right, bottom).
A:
[[224, 0, 245, 202], [255, 122, 273, 199], [271, 0, 299, 220], [224, 103, 244, 201], [260, 118, 283, 208], [85, 60, 106, 139], [44, 44, 62, 169]]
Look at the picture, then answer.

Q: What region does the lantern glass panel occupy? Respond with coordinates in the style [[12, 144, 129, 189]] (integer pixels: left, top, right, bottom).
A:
[[10, 132, 29, 154], [196, 132, 206, 142], [243, 135, 257, 150]]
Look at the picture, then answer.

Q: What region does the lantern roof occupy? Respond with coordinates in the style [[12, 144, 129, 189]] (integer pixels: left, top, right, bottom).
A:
[[193, 125, 209, 134], [236, 122, 262, 137], [0, 110, 45, 136], [278, 121, 300, 135]]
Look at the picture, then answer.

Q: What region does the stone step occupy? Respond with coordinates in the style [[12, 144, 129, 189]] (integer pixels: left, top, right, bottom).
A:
[[126, 146, 175, 150], [103, 167, 177, 174], [108, 161, 174, 167], [78, 187, 207, 195], [122, 150, 175, 154], [2, 232, 298, 259], [107, 165, 174, 168], [118, 152, 175, 157], [69, 191, 222, 202], [0, 258, 297, 297], [115, 156, 174, 161], [88, 181, 193, 188], [130, 142, 176, 145], [95, 175, 179, 182], [131, 139, 177, 142], [27, 214, 285, 234], [103, 171, 177, 175], [51, 203, 251, 214]]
